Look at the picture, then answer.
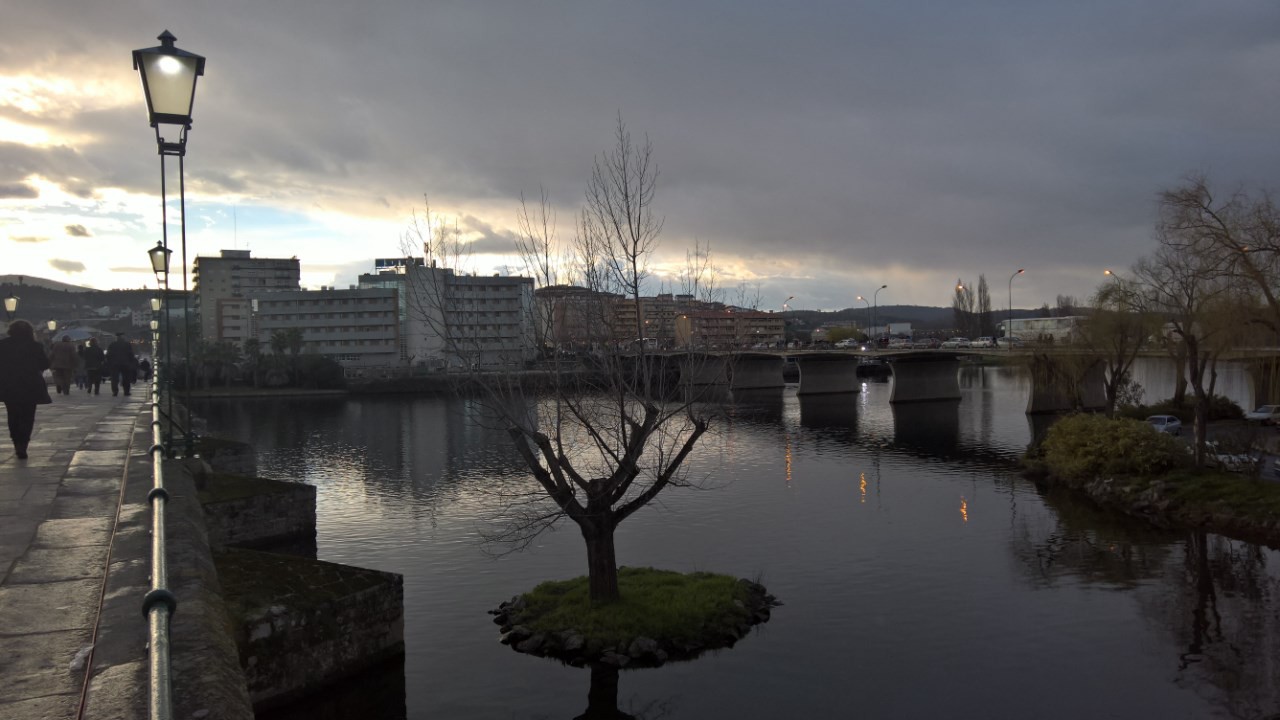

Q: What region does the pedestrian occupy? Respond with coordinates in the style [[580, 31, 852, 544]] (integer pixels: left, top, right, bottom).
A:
[[73, 343, 88, 390], [82, 337, 106, 395], [49, 334, 79, 395], [139, 357, 152, 383], [0, 320, 52, 459], [105, 332, 137, 397]]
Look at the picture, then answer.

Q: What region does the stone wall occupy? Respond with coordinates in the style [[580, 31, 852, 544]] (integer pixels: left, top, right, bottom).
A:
[[199, 473, 317, 550], [213, 548, 405, 710]]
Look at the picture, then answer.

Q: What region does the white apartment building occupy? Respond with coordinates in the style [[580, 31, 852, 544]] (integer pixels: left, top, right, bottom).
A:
[[362, 259, 535, 369], [252, 287, 400, 369], [193, 249, 301, 345]]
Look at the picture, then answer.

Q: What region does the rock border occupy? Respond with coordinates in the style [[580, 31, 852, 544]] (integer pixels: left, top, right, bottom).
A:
[[489, 578, 780, 668]]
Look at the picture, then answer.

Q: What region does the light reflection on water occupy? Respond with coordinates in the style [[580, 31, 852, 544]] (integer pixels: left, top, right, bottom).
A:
[[198, 359, 1280, 719]]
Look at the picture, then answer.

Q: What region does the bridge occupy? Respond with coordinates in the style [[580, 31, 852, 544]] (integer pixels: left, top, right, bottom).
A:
[[646, 349, 1110, 413]]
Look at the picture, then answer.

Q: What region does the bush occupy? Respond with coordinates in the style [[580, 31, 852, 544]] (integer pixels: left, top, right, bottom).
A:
[[1118, 395, 1243, 423], [1038, 413, 1189, 481]]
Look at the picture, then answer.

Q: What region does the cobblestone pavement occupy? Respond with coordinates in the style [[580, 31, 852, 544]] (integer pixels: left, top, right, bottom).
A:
[[0, 389, 149, 718]]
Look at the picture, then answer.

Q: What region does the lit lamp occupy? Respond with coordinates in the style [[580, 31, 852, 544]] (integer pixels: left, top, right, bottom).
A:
[[4, 293, 16, 321], [150, 319, 160, 332], [47, 319, 57, 333], [151, 297, 163, 312], [148, 241, 173, 277], [135, 32, 204, 460], [133, 31, 205, 157]]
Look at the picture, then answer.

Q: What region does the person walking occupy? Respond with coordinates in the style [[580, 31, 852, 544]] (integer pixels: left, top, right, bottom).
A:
[[82, 337, 106, 395], [139, 357, 152, 383], [105, 332, 137, 397], [0, 320, 52, 459], [49, 334, 79, 395]]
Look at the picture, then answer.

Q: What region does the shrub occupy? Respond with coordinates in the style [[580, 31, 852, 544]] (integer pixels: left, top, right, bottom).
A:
[[1117, 395, 1243, 423], [1038, 413, 1189, 481]]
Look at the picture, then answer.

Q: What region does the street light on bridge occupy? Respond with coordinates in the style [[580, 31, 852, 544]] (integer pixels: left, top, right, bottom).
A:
[[1008, 268, 1024, 349], [856, 295, 870, 336], [4, 293, 17, 322], [872, 285, 887, 341]]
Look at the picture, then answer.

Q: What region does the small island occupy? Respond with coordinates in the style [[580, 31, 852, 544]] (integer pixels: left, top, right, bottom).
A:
[[490, 567, 780, 668]]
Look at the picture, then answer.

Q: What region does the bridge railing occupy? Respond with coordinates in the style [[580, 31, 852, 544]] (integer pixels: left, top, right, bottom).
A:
[[143, 336, 177, 720]]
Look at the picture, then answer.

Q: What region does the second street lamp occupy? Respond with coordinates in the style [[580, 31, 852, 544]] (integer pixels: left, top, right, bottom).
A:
[[1008, 268, 1025, 349], [872, 284, 887, 343], [4, 293, 17, 321]]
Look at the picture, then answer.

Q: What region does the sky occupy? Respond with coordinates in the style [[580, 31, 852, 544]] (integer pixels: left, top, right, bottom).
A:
[[3, 1, 1280, 312]]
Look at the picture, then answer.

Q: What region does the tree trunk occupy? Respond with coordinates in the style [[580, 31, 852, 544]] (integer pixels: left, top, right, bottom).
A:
[[582, 520, 620, 603]]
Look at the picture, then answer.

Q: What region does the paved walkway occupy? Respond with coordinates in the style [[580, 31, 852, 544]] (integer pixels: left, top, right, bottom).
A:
[[0, 389, 150, 718]]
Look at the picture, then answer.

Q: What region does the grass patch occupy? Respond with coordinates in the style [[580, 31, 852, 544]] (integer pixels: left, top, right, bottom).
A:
[[515, 567, 754, 649], [1162, 469, 1280, 521]]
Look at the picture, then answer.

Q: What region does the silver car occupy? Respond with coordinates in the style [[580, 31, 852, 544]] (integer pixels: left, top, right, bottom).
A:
[[1146, 415, 1182, 435]]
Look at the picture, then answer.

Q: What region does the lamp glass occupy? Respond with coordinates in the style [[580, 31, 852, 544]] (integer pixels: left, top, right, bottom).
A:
[[150, 319, 160, 331], [47, 320, 57, 331], [3, 295, 16, 313], [139, 53, 200, 119], [151, 297, 163, 312], [149, 242, 172, 274]]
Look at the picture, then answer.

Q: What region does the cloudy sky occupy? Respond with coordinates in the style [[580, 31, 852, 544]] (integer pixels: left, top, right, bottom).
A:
[[3, 1, 1279, 311]]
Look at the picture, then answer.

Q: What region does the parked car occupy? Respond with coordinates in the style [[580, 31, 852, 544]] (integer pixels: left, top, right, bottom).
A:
[[834, 338, 859, 349], [1244, 405, 1280, 425], [1146, 415, 1182, 435], [972, 337, 995, 348], [940, 337, 971, 348], [912, 337, 941, 349], [887, 338, 912, 349], [996, 336, 1023, 347]]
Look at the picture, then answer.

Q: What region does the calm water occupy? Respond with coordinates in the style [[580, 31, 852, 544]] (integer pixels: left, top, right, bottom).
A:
[[197, 360, 1280, 719]]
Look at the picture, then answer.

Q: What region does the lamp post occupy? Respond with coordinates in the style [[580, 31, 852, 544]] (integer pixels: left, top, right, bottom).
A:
[[872, 284, 887, 342], [4, 293, 17, 322], [135, 30, 204, 458], [149, 241, 174, 453], [856, 295, 870, 336], [1007, 268, 1024, 349]]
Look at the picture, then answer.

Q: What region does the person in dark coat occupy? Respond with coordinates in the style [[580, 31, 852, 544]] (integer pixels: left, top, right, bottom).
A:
[[82, 337, 106, 395], [49, 334, 79, 395], [0, 320, 52, 459], [105, 332, 137, 397], [139, 357, 152, 383]]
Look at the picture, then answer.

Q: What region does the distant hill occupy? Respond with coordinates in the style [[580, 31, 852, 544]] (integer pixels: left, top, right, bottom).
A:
[[783, 304, 1047, 332], [0, 275, 93, 292]]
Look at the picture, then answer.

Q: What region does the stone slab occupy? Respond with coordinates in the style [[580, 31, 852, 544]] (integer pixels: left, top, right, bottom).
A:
[[8, 546, 110, 584], [31, 518, 113, 549], [0, 628, 92, 700], [0, 578, 102, 634]]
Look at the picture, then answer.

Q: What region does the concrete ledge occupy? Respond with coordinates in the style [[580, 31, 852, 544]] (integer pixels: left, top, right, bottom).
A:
[[198, 472, 317, 551]]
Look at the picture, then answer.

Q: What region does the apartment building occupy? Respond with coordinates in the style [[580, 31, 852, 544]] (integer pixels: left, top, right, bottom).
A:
[[676, 310, 785, 348], [363, 260, 536, 369], [252, 287, 400, 369], [193, 249, 300, 344]]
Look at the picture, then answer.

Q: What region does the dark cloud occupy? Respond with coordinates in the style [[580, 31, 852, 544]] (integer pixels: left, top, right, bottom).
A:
[[49, 259, 85, 274], [11, 235, 48, 243], [0, 182, 37, 199], [5, 1, 1280, 306], [459, 215, 521, 255], [65, 224, 91, 237]]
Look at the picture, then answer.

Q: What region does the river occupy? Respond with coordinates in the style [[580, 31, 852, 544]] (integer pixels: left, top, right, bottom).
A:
[[196, 358, 1280, 719]]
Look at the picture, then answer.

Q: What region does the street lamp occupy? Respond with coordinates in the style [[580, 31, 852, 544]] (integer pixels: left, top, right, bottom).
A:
[[856, 295, 870, 335], [136, 31, 204, 458], [872, 284, 887, 342], [4, 293, 16, 321], [1008, 268, 1025, 349]]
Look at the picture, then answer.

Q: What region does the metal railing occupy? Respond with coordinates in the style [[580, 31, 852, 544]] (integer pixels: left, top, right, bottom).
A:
[[143, 339, 177, 720]]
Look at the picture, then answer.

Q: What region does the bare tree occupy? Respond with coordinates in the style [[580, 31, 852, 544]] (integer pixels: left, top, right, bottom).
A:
[[977, 275, 993, 337], [1055, 295, 1080, 317], [1133, 230, 1246, 465], [402, 117, 716, 604], [1082, 278, 1159, 415]]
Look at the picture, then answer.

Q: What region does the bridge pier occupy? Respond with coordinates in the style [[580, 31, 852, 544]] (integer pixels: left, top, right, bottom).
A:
[[1025, 354, 1107, 414], [1244, 357, 1280, 408], [887, 356, 961, 403], [794, 355, 861, 395], [730, 354, 785, 390], [676, 354, 728, 386]]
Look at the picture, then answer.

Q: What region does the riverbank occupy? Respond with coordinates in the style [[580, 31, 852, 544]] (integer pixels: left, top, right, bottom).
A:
[[1026, 414, 1280, 548]]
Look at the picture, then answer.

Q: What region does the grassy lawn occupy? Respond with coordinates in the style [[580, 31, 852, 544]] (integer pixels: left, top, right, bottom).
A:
[[514, 567, 756, 648]]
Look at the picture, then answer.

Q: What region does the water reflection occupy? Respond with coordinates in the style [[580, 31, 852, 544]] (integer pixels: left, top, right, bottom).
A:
[[195, 364, 1280, 718], [573, 666, 675, 720]]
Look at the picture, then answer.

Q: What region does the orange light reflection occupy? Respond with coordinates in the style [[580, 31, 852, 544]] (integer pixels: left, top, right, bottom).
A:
[[960, 496, 968, 523]]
